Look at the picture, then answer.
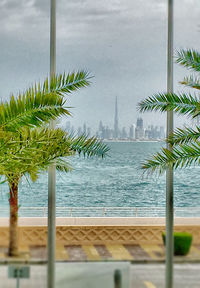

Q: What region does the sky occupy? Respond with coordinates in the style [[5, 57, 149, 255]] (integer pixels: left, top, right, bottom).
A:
[[0, 0, 200, 133]]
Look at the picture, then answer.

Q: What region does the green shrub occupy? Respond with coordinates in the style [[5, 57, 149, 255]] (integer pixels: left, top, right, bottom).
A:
[[162, 232, 192, 256]]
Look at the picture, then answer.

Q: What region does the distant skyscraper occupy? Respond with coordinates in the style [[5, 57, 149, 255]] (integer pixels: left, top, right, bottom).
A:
[[99, 121, 103, 132], [129, 124, 135, 139], [135, 117, 144, 139], [114, 96, 119, 139], [136, 117, 143, 129], [121, 127, 127, 139]]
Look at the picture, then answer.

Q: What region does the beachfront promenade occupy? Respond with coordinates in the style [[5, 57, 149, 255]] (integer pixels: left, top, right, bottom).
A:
[[1, 217, 200, 288], [0, 217, 200, 263]]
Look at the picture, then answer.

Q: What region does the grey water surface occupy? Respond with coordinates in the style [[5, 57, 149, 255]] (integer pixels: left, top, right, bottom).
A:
[[0, 142, 199, 214]]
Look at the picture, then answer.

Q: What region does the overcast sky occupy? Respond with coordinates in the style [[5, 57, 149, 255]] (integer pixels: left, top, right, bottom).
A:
[[0, 0, 200, 132]]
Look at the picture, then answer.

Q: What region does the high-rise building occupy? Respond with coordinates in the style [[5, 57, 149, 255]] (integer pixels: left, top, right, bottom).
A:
[[99, 121, 103, 132], [121, 127, 127, 139], [135, 117, 144, 139], [160, 126, 165, 139], [129, 124, 136, 139], [136, 117, 143, 129], [113, 96, 119, 139], [145, 124, 165, 139]]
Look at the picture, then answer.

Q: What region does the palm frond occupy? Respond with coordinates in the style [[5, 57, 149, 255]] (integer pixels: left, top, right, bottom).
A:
[[0, 94, 68, 132], [139, 48, 200, 174], [1, 71, 91, 132], [168, 126, 200, 145], [0, 128, 72, 179], [29, 170, 39, 182], [68, 134, 110, 158], [176, 49, 200, 72], [180, 75, 200, 90], [56, 159, 72, 173], [142, 142, 200, 174], [0, 127, 109, 183], [138, 92, 200, 118], [50, 71, 92, 95]]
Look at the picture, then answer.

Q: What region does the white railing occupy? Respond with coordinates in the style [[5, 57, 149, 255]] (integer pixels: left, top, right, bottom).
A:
[[0, 207, 199, 217]]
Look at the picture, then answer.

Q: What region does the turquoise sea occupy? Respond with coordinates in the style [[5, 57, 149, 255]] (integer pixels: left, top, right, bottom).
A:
[[0, 141, 199, 215]]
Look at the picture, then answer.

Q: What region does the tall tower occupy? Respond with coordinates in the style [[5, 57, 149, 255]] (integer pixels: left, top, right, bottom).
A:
[[114, 96, 119, 139], [136, 117, 143, 129]]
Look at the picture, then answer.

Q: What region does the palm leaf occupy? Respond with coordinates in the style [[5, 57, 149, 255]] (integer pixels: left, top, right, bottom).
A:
[[176, 49, 200, 72], [139, 48, 200, 174], [0, 128, 109, 182], [68, 134, 110, 158], [138, 92, 200, 118], [50, 71, 92, 95], [56, 159, 72, 173], [142, 142, 200, 174], [168, 126, 200, 145], [1, 71, 91, 132], [180, 75, 200, 90]]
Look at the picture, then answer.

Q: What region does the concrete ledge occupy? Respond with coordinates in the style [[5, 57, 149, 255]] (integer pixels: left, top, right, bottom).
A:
[[0, 217, 199, 246], [0, 217, 200, 226], [0, 225, 200, 246]]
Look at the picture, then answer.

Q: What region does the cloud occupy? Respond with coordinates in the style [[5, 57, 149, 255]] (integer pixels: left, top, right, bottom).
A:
[[0, 0, 167, 39], [0, 0, 200, 130], [0, 0, 47, 39]]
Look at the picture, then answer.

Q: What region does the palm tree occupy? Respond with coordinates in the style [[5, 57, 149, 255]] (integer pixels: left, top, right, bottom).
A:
[[0, 71, 109, 256], [138, 49, 200, 173], [5, 127, 108, 256]]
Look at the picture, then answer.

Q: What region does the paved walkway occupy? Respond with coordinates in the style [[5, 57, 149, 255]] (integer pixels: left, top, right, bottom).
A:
[[1, 244, 200, 262], [1, 263, 200, 288], [131, 263, 200, 288]]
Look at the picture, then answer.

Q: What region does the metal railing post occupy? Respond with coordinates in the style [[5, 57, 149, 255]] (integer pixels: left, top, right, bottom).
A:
[[48, 0, 56, 288], [166, 0, 174, 287]]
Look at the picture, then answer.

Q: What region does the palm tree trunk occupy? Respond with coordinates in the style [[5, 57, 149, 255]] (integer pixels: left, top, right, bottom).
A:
[[8, 181, 19, 256]]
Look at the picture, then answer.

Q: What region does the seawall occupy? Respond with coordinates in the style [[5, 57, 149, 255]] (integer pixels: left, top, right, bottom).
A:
[[0, 217, 199, 246]]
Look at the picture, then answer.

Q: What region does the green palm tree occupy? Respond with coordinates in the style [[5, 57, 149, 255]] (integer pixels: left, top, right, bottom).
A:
[[138, 49, 200, 173], [6, 127, 108, 256], [0, 71, 109, 256]]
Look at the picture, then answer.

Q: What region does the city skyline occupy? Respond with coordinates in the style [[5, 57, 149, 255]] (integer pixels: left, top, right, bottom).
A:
[[63, 97, 165, 140]]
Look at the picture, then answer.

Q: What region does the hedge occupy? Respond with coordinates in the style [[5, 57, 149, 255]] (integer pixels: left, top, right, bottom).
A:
[[162, 232, 192, 256]]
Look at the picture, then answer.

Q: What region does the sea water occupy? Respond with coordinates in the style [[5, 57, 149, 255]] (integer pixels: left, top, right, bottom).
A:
[[0, 142, 199, 215]]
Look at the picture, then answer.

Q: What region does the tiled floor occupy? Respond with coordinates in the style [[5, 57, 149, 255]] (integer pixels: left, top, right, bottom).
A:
[[1, 244, 200, 262]]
